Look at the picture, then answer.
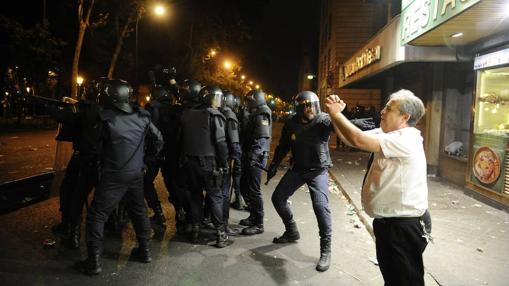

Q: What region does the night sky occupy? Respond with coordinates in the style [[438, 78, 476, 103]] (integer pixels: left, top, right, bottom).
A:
[[0, 0, 319, 102]]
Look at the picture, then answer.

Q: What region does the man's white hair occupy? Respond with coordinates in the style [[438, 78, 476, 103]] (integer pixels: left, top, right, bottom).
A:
[[389, 89, 425, 127]]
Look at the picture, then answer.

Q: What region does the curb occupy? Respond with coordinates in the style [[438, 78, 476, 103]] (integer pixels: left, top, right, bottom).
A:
[[328, 170, 374, 239]]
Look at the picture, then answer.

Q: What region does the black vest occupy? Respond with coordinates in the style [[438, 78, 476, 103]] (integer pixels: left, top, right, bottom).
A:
[[250, 104, 272, 139], [100, 109, 151, 172], [181, 107, 225, 157], [287, 113, 332, 170], [221, 107, 240, 144]]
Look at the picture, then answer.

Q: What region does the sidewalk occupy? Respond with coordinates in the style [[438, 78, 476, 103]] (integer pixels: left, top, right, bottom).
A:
[[328, 150, 509, 286]]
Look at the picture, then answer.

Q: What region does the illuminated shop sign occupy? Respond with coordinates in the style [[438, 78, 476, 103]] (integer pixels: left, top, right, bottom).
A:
[[343, 45, 381, 79], [400, 0, 481, 45], [474, 48, 509, 70]]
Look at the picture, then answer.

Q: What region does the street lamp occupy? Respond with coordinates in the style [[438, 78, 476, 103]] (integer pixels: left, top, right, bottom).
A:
[[135, 3, 168, 89], [76, 75, 84, 98]]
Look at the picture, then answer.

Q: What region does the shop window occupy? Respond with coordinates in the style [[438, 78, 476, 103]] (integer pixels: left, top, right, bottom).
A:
[[474, 66, 509, 136]]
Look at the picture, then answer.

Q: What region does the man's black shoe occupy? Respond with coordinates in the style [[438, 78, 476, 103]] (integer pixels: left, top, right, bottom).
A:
[[225, 225, 240, 236], [132, 247, 152, 263], [242, 224, 264, 235], [239, 216, 255, 227]]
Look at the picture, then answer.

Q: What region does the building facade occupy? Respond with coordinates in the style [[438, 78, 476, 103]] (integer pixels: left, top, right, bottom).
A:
[[320, 0, 509, 206]]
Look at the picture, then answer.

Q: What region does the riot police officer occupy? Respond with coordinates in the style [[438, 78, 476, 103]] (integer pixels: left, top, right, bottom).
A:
[[266, 91, 333, 272], [76, 79, 163, 275], [143, 85, 173, 231], [179, 85, 232, 248], [167, 79, 202, 233], [45, 78, 106, 248], [219, 91, 242, 235], [239, 89, 272, 235], [230, 95, 248, 210]]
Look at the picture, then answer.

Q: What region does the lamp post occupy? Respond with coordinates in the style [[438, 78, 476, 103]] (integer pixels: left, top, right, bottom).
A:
[[135, 4, 167, 89]]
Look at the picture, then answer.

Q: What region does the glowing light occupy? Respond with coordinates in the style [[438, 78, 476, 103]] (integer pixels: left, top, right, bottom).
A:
[[241, 75, 246, 80], [154, 5, 166, 16], [451, 32, 463, 38], [223, 60, 232, 70], [76, 76, 84, 85], [146, 96, 151, 102]]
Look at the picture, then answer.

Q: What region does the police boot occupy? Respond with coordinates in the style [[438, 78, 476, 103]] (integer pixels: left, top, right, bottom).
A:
[[239, 215, 255, 227], [189, 224, 200, 244], [74, 247, 102, 276], [216, 229, 234, 248], [316, 238, 331, 272], [132, 240, 152, 263], [68, 224, 81, 249], [231, 191, 247, 211], [51, 221, 70, 239], [242, 224, 264, 235], [225, 222, 240, 236], [273, 220, 300, 244], [175, 208, 187, 234], [149, 206, 166, 231]]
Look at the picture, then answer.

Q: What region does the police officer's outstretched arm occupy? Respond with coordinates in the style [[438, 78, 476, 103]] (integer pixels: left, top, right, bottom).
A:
[[146, 121, 164, 159]]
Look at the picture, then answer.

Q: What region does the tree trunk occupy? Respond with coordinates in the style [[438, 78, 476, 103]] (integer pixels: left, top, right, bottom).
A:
[[107, 10, 137, 79], [70, 0, 95, 99]]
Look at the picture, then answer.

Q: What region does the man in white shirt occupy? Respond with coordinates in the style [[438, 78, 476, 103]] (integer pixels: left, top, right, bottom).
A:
[[325, 89, 431, 286]]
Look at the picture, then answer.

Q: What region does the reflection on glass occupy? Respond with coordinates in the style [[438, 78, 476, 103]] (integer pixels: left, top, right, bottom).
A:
[[474, 66, 509, 137]]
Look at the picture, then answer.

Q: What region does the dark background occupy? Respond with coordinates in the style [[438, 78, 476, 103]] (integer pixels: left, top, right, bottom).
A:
[[0, 0, 319, 101]]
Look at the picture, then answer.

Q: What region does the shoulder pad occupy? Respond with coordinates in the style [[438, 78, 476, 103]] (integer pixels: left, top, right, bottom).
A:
[[222, 108, 238, 122], [137, 108, 152, 117], [256, 105, 272, 115], [99, 109, 116, 121], [208, 108, 226, 120]]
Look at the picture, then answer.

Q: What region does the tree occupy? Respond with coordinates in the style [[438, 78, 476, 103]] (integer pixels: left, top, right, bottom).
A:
[[70, 0, 96, 98], [0, 16, 66, 84], [107, 0, 144, 79]]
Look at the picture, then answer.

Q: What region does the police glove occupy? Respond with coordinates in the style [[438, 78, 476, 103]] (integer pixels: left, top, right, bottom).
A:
[[267, 162, 278, 182]]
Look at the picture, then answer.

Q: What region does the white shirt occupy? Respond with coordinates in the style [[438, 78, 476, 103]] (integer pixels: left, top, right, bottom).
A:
[[362, 127, 428, 218]]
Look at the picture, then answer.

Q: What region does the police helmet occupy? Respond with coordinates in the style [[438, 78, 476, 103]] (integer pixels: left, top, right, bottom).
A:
[[232, 95, 241, 111], [245, 89, 266, 109], [199, 86, 223, 108], [294, 91, 320, 117], [179, 79, 202, 102], [222, 91, 236, 109], [86, 76, 109, 102], [150, 85, 169, 101], [97, 79, 133, 113]]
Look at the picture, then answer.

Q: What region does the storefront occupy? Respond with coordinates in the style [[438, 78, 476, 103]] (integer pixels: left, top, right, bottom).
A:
[[399, 0, 509, 205], [467, 48, 509, 204]]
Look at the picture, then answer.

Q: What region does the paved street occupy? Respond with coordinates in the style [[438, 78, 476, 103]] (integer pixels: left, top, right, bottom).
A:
[[1, 124, 509, 285], [0, 162, 384, 285]]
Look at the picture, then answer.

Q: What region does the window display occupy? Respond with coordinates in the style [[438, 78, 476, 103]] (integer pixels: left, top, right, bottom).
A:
[[474, 66, 509, 137]]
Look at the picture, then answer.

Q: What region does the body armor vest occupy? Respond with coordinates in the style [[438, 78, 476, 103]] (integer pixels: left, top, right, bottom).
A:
[[181, 108, 215, 157], [221, 107, 240, 144], [288, 113, 332, 170], [250, 104, 272, 138], [100, 109, 151, 172]]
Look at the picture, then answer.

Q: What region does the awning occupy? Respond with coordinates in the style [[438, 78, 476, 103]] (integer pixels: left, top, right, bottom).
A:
[[402, 0, 509, 46], [339, 16, 457, 88]]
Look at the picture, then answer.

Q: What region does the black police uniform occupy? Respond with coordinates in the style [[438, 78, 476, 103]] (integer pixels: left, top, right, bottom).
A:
[[86, 107, 163, 256], [143, 95, 173, 227], [240, 103, 272, 233], [220, 106, 242, 228], [48, 100, 103, 248], [179, 105, 229, 243], [270, 113, 333, 238], [233, 106, 250, 209]]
